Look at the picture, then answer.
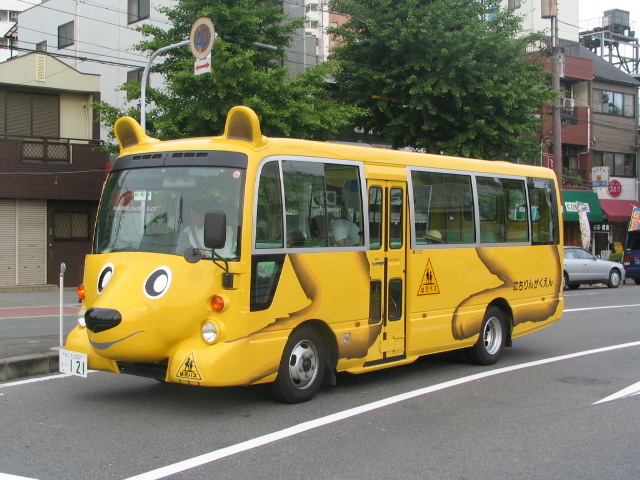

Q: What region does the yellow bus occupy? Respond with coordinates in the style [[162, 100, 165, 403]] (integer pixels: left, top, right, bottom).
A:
[[64, 106, 563, 403]]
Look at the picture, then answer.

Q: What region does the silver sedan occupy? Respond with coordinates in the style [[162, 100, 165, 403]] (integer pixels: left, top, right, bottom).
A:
[[563, 246, 625, 289]]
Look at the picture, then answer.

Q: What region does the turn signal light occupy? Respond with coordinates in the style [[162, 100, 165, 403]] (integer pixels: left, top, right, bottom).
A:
[[211, 295, 225, 312], [77, 284, 86, 300]]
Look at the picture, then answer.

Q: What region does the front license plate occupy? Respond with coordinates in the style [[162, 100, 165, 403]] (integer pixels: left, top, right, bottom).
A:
[[59, 349, 88, 377]]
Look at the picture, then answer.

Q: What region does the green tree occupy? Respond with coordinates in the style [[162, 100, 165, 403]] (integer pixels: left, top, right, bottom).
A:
[[95, 0, 363, 146], [329, 0, 554, 161]]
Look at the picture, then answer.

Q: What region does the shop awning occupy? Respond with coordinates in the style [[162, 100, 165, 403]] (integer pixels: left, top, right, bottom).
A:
[[562, 191, 603, 222], [599, 199, 640, 221]]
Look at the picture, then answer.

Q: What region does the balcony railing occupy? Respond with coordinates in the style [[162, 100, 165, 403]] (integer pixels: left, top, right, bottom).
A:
[[1, 135, 103, 164]]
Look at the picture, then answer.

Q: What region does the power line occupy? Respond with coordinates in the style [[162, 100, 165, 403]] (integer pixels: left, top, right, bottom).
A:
[[0, 45, 145, 69]]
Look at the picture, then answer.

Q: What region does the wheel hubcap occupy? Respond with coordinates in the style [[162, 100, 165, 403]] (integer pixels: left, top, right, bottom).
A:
[[483, 316, 503, 355], [288, 340, 319, 390]]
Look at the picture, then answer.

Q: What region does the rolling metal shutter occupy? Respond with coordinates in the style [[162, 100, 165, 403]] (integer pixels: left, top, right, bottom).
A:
[[0, 200, 17, 286], [17, 199, 47, 285], [0, 199, 47, 287]]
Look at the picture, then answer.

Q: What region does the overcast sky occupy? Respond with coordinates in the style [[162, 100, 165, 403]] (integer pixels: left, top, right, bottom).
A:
[[579, 0, 638, 30]]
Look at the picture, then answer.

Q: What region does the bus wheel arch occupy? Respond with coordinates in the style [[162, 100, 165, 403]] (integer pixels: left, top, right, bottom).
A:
[[271, 321, 334, 403], [466, 303, 509, 366]]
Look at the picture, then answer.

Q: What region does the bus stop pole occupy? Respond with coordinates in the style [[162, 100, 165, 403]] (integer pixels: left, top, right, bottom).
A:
[[139, 34, 276, 131], [59, 262, 66, 349], [140, 40, 190, 131]]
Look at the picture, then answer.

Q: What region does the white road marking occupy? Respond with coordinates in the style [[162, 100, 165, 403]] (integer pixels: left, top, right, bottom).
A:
[[564, 303, 640, 312], [593, 380, 640, 405], [0, 473, 41, 480], [122, 340, 640, 480], [0, 373, 73, 389]]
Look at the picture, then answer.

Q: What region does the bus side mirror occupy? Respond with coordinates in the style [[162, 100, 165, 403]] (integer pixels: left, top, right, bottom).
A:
[[204, 211, 227, 249]]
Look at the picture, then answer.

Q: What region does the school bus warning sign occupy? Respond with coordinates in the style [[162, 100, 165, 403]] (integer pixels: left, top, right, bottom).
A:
[[418, 259, 440, 295], [176, 352, 203, 382]]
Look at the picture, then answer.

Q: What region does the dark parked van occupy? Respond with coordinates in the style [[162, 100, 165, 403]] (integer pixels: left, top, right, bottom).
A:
[[623, 230, 640, 285]]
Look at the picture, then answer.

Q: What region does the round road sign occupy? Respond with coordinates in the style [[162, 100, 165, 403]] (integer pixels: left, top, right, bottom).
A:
[[190, 17, 215, 60]]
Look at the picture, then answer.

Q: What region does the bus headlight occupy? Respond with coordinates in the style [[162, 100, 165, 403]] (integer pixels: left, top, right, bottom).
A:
[[77, 308, 87, 328], [202, 321, 219, 344]]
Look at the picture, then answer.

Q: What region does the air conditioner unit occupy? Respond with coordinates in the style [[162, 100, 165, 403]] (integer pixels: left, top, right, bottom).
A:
[[563, 97, 575, 109]]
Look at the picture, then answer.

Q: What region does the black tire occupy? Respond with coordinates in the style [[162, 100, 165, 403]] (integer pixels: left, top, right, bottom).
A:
[[606, 269, 621, 288], [272, 326, 326, 404], [466, 306, 506, 366], [634, 278, 640, 286]]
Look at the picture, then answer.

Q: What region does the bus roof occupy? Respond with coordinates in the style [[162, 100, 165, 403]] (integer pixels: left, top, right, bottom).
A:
[[114, 106, 555, 180]]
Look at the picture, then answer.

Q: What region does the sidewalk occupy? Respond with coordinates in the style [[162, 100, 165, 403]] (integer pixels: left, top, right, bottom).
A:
[[0, 287, 79, 382]]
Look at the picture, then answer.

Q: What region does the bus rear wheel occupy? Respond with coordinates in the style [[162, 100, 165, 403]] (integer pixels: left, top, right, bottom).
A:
[[272, 326, 326, 403], [466, 306, 506, 366]]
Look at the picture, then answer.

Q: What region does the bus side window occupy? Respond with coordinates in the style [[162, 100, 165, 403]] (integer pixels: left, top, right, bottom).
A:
[[369, 280, 382, 324], [528, 177, 558, 245], [256, 161, 283, 249], [369, 187, 382, 250], [503, 178, 529, 243], [250, 256, 285, 311], [477, 176, 505, 243], [388, 278, 403, 321], [281, 160, 364, 248], [410, 170, 475, 246], [389, 187, 403, 249]]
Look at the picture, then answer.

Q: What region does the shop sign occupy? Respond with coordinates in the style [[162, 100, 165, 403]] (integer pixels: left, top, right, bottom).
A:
[[592, 223, 610, 232], [607, 179, 622, 198]]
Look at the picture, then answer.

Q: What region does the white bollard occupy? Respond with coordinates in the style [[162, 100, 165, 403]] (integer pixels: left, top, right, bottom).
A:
[[59, 263, 66, 348]]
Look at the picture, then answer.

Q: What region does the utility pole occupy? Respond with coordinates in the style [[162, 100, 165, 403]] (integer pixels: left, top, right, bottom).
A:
[[542, 0, 563, 187]]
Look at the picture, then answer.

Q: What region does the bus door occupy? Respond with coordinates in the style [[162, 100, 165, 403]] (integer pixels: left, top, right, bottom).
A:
[[366, 180, 407, 364]]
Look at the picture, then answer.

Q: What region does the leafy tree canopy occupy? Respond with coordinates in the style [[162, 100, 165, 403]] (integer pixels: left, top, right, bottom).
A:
[[95, 0, 364, 147], [329, 0, 554, 161]]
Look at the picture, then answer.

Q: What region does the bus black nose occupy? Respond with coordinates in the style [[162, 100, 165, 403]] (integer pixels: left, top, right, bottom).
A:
[[85, 308, 122, 333]]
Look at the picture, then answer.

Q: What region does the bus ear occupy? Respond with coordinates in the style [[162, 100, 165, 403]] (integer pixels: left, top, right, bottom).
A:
[[114, 116, 159, 150], [221, 106, 267, 148]]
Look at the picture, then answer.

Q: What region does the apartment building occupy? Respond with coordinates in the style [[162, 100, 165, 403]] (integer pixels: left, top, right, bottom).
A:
[[0, 0, 34, 62], [508, 0, 639, 254]]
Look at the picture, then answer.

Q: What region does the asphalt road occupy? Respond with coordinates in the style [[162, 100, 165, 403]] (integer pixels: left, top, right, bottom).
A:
[[1, 285, 639, 480]]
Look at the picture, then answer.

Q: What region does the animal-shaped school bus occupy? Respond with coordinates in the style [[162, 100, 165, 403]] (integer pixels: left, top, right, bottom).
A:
[[63, 106, 563, 403]]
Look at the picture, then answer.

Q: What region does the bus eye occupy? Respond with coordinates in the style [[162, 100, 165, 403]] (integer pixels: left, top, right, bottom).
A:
[[97, 264, 114, 294], [144, 267, 172, 299]]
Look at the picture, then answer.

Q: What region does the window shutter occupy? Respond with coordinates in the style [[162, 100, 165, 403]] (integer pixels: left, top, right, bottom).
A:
[[0, 89, 5, 135], [32, 93, 59, 138], [6, 91, 31, 136]]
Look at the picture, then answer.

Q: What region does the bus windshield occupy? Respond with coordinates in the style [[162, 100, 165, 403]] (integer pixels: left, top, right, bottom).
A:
[[95, 166, 244, 258]]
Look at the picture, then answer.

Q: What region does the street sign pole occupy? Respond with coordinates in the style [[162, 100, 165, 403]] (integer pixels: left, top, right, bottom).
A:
[[140, 40, 189, 131]]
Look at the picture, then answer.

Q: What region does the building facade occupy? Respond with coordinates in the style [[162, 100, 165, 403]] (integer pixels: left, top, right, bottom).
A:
[[0, 53, 106, 288], [15, 1, 325, 138]]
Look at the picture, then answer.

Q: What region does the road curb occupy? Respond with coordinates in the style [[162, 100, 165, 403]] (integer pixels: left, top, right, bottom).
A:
[[0, 352, 60, 382]]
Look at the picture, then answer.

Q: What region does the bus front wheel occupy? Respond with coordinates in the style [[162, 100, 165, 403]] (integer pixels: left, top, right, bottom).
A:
[[466, 306, 506, 366], [272, 326, 326, 403]]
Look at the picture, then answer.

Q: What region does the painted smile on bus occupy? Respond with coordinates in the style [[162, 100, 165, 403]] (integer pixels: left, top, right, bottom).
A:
[[90, 330, 145, 351]]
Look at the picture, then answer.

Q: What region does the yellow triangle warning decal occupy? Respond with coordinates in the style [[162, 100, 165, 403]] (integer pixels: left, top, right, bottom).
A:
[[176, 352, 203, 382], [418, 258, 440, 295]]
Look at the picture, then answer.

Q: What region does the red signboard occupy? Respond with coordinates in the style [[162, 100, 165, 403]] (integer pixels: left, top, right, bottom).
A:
[[607, 179, 622, 198]]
